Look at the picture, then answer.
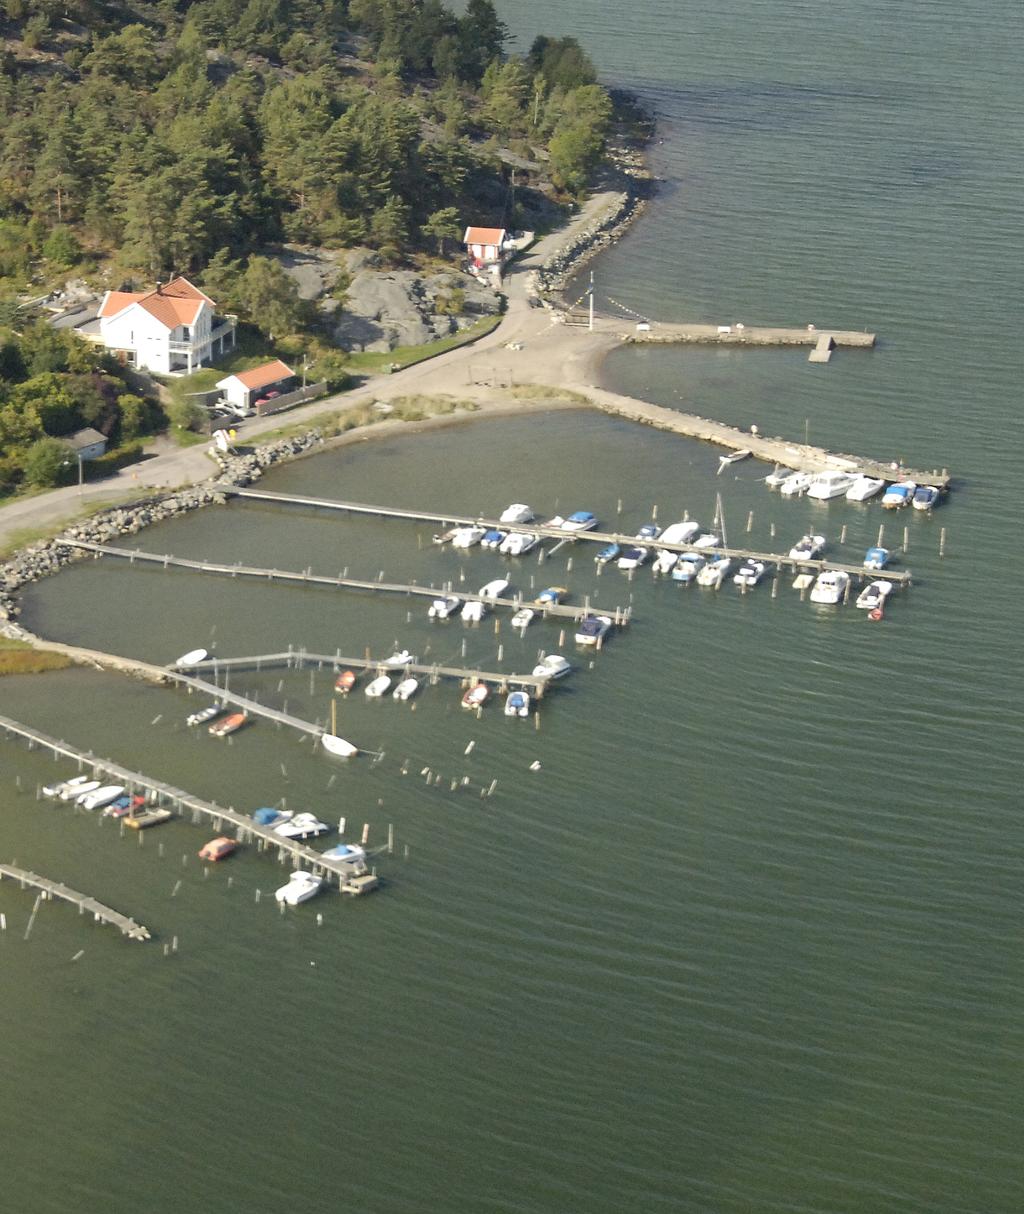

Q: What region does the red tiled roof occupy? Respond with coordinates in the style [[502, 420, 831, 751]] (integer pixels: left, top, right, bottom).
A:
[[98, 276, 214, 327], [99, 290, 146, 318], [231, 360, 295, 390], [138, 294, 203, 328], [464, 226, 506, 245]]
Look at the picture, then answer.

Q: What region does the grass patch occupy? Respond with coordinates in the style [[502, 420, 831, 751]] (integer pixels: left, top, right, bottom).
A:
[[161, 326, 283, 412], [0, 635, 72, 676], [346, 315, 502, 376], [508, 384, 590, 403], [255, 394, 481, 445]]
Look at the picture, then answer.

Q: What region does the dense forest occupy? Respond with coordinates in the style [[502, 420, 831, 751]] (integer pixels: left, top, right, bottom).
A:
[[0, 0, 614, 492]]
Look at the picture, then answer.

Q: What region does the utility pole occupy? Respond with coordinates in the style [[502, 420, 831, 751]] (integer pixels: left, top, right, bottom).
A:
[[588, 271, 594, 332]]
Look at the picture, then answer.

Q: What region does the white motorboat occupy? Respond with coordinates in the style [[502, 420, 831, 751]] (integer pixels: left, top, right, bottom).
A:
[[428, 596, 460, 619], [881, 481, 917, 509], [652, 549, 679, 574], [499, 531, 539, 556], [504, 691, 531, 717], [365, 675, 392, 697], [174, 647, 208, 668], [77, 784, 126, 810], [461, 599, 488, 622], [846, 475, 886, 502], [671, 554, 705, 582], [478, 578, 510, 599], [532, 654, 572, 680], [692, 532, 721, 549], [511, 607, 535, 629], [274, 812, 330, 839], [321, 734, 358, 758], [806, 471, 857, 500], [788, 534, 826, 561], [733, 559, 767, 587], [382, 649, 414, 667], [500, 503, 534, 524], [575, 615, 612, 646], [697, 557, 732, 587], [321, 842, 367, 865], [186, 704, 223, 727], [451, 525, 486, 548], [779, 472, 812, 496], [658, 521, 701, 546], [856, 580, 894, 610], [275, 870, 323, 905], [809, 570, 850, 604], [61, 779, 100, 801], [718, 448, 751, 466], [765, 466, 795, 488], [913, 485, 940, 511], [393, 677, 419, 701], [561, 511, 598, 532], [43, 774, 92, 798], [616, 545, 649, 570]]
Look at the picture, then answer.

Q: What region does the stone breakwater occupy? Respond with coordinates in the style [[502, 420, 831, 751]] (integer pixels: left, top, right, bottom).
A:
[[529, 189, 647, 303], [0, 431, 323, 630]]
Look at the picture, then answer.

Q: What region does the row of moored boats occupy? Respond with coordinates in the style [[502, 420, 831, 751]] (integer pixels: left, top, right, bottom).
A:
[[764, 468, 942, 509]]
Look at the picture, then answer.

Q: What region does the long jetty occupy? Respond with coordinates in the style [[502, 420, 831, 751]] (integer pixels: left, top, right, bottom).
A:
[[0, 712, 368, 887], [622, 320, 875, 356], [0, 862, 151, 941], [215, 490, 912, 585], [60, 538, 632, 626]]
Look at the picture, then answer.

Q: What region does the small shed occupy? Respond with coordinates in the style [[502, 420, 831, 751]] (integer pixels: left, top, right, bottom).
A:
[[215, 360, 295, 412], [464, 226, 507, 268], [67, 427, 108, 460]]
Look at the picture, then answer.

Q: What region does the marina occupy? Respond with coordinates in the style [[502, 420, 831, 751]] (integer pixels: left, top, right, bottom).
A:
[[0, 862, 151, 941]]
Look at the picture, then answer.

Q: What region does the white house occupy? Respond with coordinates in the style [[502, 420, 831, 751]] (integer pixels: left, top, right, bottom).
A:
[[215, 360, 295, 413], [96, 277, 236, 375]]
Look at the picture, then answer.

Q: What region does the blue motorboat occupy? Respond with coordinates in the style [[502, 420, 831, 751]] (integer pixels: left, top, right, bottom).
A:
[[562, 510, 598, 532], [481, 529, 506, 548], [253, 806, 287, 826], [864, 546, 890, 570], [912, 486, 940, 511], [881, 481, 916, 509], [635, 522, 661, 541], [595, 542, 620, 565], [322, 842, 366, 864]]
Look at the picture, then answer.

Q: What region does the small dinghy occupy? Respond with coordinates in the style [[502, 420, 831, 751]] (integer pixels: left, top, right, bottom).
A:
[[209, 712, 247, 737], [321, 733, 358, 758], [334, 670, 357, 694], [186, 704, 223, 727], [461, 683, 489, 709], [393, 677, 419, 701], [365, 675, 392, 698], [504, 691, 530, 717], [175, 647, 208, 668]]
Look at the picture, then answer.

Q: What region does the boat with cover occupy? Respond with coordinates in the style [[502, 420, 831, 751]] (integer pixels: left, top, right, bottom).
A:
[[60, 778, 100, 800], [175, 647, 208, 668], [652, 549, 678, 574], [275, 871, 323, 905], [500, 503, 534, 524], [856, 580, 894, 610], [481, 529, 506, 549], [779, 472, 813, 496], [595, 542, 620, 565], [658, 521, 701, 546], [209, 712, 247, 737], [393, 677, 419, 701], [186, 704, 223, 727], [77, 784, 125, 811], [461, 683, 489, 709], [511, 607, 535, 629], [451, 525, 486, 548], [479, 578, 510, 599], [734, 559, 767, 587], [274, 813, 330, 839], [846, 475, 886, 502], [789, 534, 826, 561], [428, 596, 460, 619], [913, 485, 940, 511], [697, 557, 732, 587], [499, 531, 539, 556], [365, 675, 392, 697], [321, 733, 358, 757], [461, 599, 488, 622], [199, 837, 237, 862], [504, 691, 530, 717], [881, 481, 916, 509], [532, 654, 572, 680], [252, 807, 291, 828], [765, 466, 795, 488], [562, 511, 598, 532], [864, 546, 890, 569], [617, 546, 649, 570], [809, 570, 850, 604], [534, 586, 568, 606], [672, 554, 705, 582], [334, 669, 357, 693], [44, 774, 93, 798], [692, 532, 721, 549], [806, 471, 857, 500], [104, 794, 146, 818], [575, 615, 612, 646]]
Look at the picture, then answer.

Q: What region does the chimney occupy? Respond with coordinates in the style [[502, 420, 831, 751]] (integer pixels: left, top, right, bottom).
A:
[[156, 281, 163, 294]]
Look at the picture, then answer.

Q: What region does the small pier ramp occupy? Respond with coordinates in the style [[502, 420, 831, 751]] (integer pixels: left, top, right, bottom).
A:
[[808, 333, 835, 363], [0, 863, 151, 941]]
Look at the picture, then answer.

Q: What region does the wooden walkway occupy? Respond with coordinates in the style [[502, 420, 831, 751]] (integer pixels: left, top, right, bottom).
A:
[[61, 538, 631, 626], [0, 862, 151, 941], [213, 491, 912, 584], [179, 649, 551, 695], [0, 713, 369, 887]]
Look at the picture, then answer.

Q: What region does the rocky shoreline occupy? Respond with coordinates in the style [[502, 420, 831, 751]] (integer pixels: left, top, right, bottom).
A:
[[0, 431, 324, 635]]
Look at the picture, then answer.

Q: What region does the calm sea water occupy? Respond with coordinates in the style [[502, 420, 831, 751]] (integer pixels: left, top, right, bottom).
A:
[[3, 4, 1022, 1211]]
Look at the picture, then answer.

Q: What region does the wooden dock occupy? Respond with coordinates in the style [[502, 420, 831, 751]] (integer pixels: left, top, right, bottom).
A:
[[211, 491, 912, 585], [0, 712, 370, 887], [178, 649, 551, 695], [60, 538, 631, 626], [0, 862, 151, 941]]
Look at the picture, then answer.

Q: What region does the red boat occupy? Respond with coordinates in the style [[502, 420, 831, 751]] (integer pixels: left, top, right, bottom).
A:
[[334, 670, 357, 694], [209, 711, 247, 737], [461, 683, 489, 710], [198, 837, 238, 862]]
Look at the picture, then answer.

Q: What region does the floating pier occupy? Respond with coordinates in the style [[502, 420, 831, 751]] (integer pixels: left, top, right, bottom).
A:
[[0, 712, 369, 887], [0, 862, 151, 941]]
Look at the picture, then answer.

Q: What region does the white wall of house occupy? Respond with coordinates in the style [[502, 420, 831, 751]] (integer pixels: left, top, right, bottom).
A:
[[100, 301, 214, 374], [217, 377, 250, 409]]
